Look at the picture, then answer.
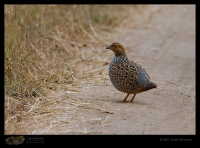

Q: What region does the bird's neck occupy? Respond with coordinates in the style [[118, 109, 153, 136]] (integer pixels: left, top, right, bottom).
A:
[[113, 54, 128, 63], [115, 53, 127, 58]]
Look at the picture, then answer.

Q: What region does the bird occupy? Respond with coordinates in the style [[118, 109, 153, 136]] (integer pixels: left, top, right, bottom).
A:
[[106, 42, 157, 102]]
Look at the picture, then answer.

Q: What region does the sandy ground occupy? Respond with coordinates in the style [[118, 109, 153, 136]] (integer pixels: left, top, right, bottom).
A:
[[67, 5, 195, 134], [5, 5, 195, 135]]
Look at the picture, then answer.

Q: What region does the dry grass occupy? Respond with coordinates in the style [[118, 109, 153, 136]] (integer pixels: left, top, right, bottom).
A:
[[5, 5, 137, 97], [4, 4, 148, 134]]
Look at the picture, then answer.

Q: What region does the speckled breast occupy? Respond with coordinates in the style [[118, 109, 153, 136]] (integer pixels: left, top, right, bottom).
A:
[[108, 56, 141, 93]]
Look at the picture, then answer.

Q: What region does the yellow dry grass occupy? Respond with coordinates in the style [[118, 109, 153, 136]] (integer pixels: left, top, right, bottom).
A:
[[4, 4, 148, 134]]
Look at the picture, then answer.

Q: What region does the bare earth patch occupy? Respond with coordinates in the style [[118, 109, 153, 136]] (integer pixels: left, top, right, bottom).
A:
[[5, 5, 195, 135]]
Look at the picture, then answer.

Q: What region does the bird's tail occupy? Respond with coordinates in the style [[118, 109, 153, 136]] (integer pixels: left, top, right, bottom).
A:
[[149, 82, 157, 89], [143, 81, 157, 91]]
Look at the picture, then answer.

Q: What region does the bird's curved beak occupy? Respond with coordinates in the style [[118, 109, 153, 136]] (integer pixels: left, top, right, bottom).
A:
[[106, 46, 110, 49]]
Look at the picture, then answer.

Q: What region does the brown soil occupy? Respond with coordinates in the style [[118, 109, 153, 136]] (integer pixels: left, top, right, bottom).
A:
[[5, 5, 195, 135], [68, 5, 195, 135]]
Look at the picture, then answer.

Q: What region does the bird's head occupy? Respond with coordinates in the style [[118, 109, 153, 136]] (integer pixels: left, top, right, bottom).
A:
[[106, 42, 126, 56]]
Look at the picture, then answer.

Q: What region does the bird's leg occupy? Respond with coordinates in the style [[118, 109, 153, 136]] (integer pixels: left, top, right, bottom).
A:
[[123, 93, 130, 102], [130, 94, 136, 102]]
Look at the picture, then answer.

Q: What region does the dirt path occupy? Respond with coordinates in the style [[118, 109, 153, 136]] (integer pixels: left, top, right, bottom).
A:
[[66, 5, 195, 134], [5, 5, 195, 135]]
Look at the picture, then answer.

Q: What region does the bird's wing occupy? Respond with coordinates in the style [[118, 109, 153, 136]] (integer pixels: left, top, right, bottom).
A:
[[134, 62, 151, 79], [128, 61, 143, 90]]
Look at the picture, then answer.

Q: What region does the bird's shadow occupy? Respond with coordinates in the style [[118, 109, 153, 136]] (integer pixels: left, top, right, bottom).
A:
[[97, 98, 147, 105], [94, 97, 147, 105], [116, 100, 147, 105]]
